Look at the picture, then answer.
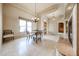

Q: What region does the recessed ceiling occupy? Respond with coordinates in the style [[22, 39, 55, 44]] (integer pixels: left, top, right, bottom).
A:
[[45, 4, 65, 20], [11, 3, 74, 20], [14, 3, 55, 15]]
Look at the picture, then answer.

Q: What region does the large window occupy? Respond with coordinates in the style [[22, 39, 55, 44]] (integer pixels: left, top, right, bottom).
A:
[[19, 19, 32, 33], [19, 19, 26, 32], [27, 21, 32, 33]]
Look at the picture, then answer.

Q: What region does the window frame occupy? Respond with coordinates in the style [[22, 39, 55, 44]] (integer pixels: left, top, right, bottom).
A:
[[19, 19, 27, 32], [19, 18, 32, 33]]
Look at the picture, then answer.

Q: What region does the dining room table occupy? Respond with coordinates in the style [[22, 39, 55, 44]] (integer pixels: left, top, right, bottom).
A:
[[29, 30, 43, 43]]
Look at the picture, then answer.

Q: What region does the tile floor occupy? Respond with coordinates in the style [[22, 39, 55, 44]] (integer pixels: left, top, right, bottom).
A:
[[0, 35, 59, 56]]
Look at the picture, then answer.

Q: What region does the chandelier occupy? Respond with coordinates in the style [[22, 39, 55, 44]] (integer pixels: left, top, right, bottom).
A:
[[32, 3, 39, 23]]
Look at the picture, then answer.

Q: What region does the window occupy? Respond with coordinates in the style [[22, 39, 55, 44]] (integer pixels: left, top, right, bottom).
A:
[[19, 19, 26, 32], [27, 21, 32, 33], [19, 19, 32, 33]]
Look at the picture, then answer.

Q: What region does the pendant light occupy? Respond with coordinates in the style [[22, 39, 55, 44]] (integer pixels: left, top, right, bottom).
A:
[[32, 3, 39, 22]]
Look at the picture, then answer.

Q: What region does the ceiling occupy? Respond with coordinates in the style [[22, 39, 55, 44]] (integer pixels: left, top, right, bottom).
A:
[[15, 3, 53, 13], [14, 3, 55, 14], [11, 3, 74, 20], [46, 4, 65, 19], [13, 3, 64, 16]]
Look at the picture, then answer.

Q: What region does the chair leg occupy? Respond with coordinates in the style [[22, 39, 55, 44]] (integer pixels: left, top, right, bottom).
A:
[[13, 37, 14, 40], [36, 39, 38, 43]]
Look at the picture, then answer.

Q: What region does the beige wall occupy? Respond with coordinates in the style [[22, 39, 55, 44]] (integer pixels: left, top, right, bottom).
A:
[[48, 20, 58, 34], [48, 18, 66, 35], [39, 15, 66, 36], [3, 4, 35, 38], [0, 4, 2, 48]]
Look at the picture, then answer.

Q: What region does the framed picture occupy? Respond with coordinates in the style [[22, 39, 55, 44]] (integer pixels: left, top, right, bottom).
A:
[[58, 23, 64, 33]]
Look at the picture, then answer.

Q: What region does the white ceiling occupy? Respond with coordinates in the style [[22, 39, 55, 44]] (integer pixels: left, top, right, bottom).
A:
[[11, 3, 74, 20], [14, 3, 55, 14], [46, 4, 65, 19]]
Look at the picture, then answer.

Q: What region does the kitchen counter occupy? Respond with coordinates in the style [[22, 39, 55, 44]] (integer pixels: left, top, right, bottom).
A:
[[56, 37, 74, 56]]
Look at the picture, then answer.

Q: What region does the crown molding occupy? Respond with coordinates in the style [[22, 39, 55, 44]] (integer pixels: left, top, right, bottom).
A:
[[4, 3, 60, 17], [3, 3, 66, 19], [3, 3, 35, 16], [38, 4, 61, 16]]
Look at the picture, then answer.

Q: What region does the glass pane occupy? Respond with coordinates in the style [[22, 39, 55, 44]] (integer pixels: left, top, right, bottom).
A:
[[20, 26, 26, 32], [27, 21, 32, 27], [27, 27, 31, 32], [27, 21, 32, 33], [19, 19, 26, 32], [20, 20, 26, 26]]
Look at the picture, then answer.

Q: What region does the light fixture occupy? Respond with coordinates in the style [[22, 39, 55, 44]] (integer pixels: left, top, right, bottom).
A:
[[44, 19, 47, 22], [32, 3, 40, 23], [67, 6, 72, 10]]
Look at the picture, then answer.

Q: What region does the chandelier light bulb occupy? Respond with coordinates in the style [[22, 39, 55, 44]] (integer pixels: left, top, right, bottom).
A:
[[31, 3, 40, 22], [35, 17, 37, 19], [37, 18, 39, 20], [67, 6, 72, 10], [32, 18, 34, 20]]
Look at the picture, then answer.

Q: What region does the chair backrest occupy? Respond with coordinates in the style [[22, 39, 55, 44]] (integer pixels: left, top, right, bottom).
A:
[[3, 30, 13, 35]]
